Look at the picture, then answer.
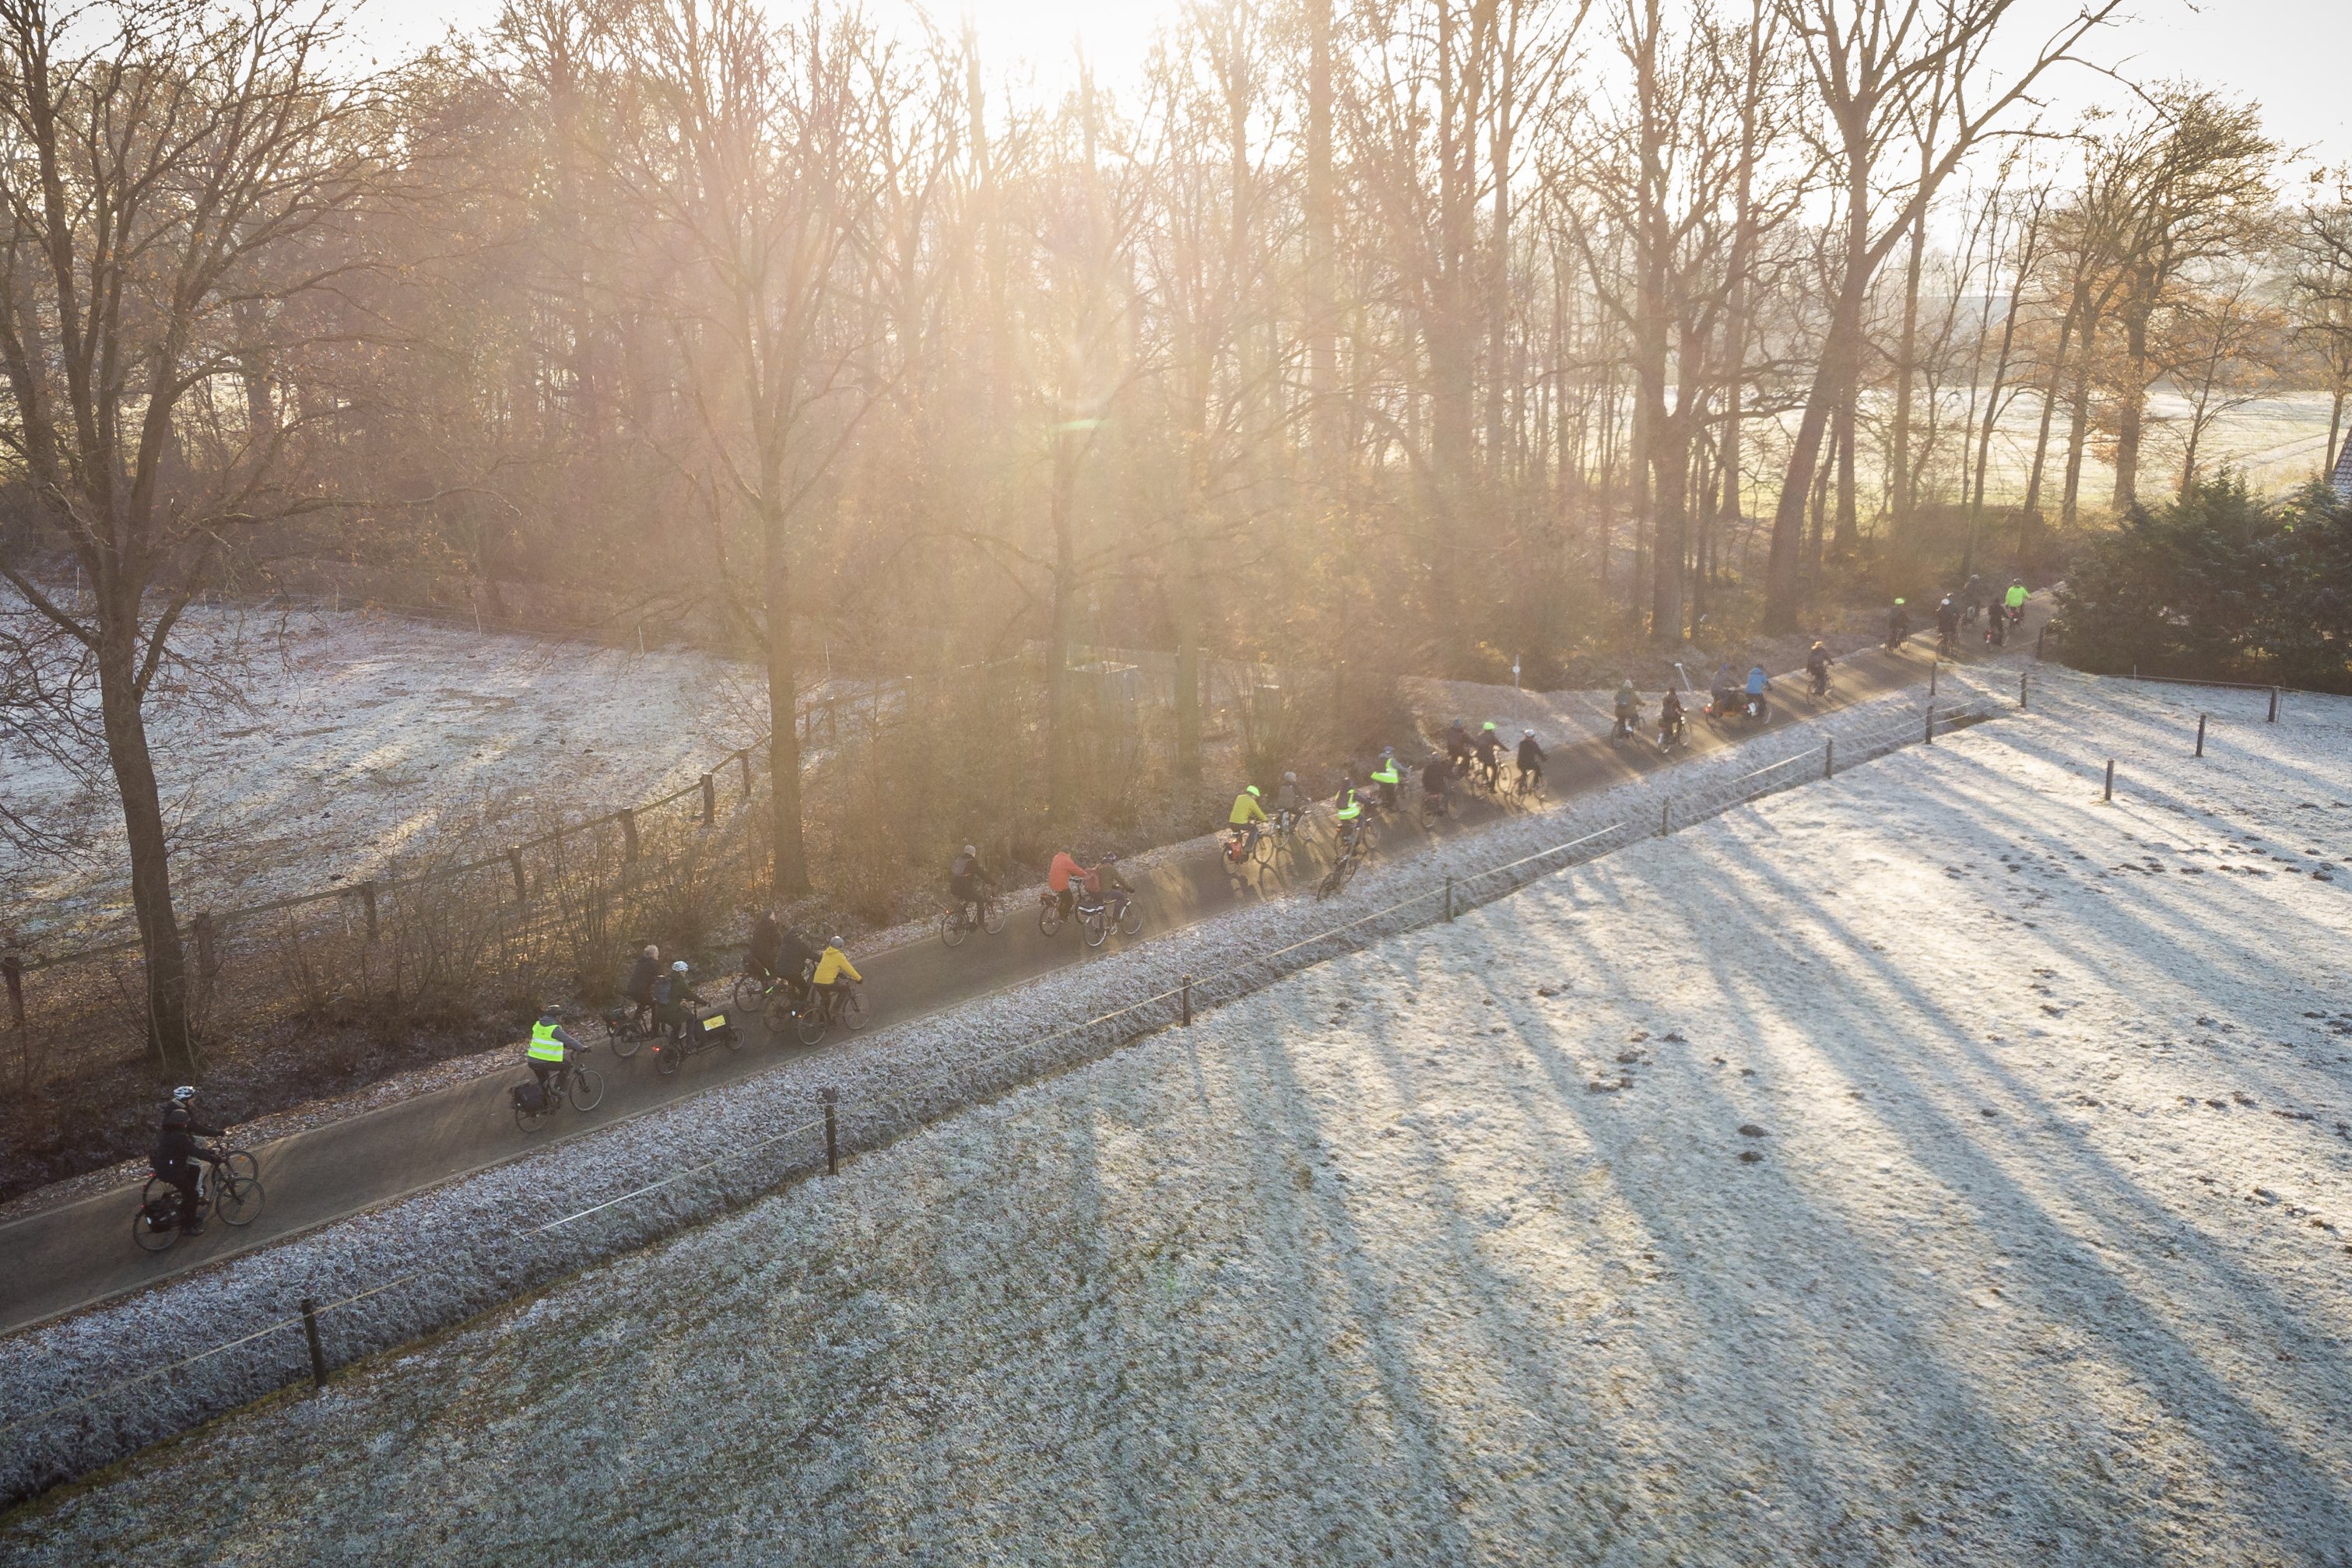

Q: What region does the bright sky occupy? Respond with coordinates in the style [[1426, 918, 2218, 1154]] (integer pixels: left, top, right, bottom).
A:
[[345, 0, 2349, 170]]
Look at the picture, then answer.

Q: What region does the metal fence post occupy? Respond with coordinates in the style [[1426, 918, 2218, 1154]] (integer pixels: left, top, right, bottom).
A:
[[1660, 801, 1670, 837], [2020, 673, 2027, 710], [619, 807, 640, 862], [1929, 661, 1938, 697], [2104, 759, 2115, 802], [1445, 875, 1454, 921], [1824, 740, 1834, 779], [2269, 686, 2280, 723], [2196, 714, 2206, 757], [1181, 973, 1192, 1027], [700, 773, 716, 826], [301, 1298, 328, 1390], [820, 1088, 838, 1176], [1925, 705, 1935, 745]]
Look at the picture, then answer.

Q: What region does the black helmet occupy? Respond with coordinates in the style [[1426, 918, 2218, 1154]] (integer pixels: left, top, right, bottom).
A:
[[163, 1106, 191, 1128]]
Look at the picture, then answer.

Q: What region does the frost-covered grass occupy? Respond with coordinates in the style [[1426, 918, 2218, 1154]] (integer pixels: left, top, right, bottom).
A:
[[7, 668, 2348, 1563], [0, 603, 765, 942]]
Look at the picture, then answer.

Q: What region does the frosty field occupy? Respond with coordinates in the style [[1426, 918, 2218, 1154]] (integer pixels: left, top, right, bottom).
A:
[[6, 672, 2350, 1566]]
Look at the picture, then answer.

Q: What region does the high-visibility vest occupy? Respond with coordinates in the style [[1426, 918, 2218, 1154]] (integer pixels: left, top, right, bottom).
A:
[[1371, 759, 1399, 785], [2006, 585, 2027, 608], [1334, 789, 1361, 822], [528, 1019, 567, 1062]]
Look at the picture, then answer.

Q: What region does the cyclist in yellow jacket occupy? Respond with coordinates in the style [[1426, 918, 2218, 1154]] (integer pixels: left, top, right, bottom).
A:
[[812, 936, 862, 991], [1228, 784, 1269, 858]]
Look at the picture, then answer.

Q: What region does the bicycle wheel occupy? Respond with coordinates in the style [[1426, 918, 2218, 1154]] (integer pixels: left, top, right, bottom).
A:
[[1338, 854, 1360, 891], [796, 1004, 829, 1047], [1251, 833, 1273, 867], [514, 1092, 553, 1131], [981, 896, 1006, 935], [215, 1173, 265, 1227], [1038, 902, 1061, 936], [1118, 899, 1143, 936], [841, 987, 870, 1032], [655, 1039, 681, 1075], [570, 1066, 606, 1111], [134, 1181, 179, 1253], [1083, 911, 1108, 949], [764, 991, 798, 1039], [721, 1021, 743, 1052], [940, 910, 967, 948], [221, 1149, 260, 1186]]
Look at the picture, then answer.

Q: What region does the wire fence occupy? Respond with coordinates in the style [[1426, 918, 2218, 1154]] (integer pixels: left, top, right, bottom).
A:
[[0, 682, 2010, 1498]]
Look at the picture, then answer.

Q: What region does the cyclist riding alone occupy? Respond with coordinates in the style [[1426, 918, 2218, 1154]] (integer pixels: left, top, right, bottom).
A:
[[1048, 847, 1086, 920], [1887, 598, 1910, 646], [1613, 679, 1641, 740], [1228, 783, 1269, 858], [652, 959, 706, 1042], [1515, 728, 1545, 786], [527, 1002, 584, 1098], [152, 1087, 224, 1236], [1333, 773, 1366, 847], [1371, 748, 1402, 808], [1657, 688, 1685, 746], [1274, 770, 1309, 830], [1474, 721, 1504, 786], [949, 844, 990, 929], [1806, 640, 1831, 691]]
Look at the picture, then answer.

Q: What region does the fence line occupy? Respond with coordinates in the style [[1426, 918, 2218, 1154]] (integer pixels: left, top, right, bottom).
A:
[[0, 695, 2007, 1461]]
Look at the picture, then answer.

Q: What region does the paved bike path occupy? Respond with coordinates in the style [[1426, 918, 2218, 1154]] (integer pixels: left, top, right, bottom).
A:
[[0, 634, 1970, 1338]]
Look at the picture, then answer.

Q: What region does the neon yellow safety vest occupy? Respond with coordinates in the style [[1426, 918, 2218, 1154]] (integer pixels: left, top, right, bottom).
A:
[[1335, 790, 1361, 822], [1371, 759, 1399, 785], [2006, 585, 2027, 608], [528, 1019, 567, 1062]]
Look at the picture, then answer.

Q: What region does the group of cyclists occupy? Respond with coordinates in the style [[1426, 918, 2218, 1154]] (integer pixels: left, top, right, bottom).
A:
[[1903, 577, 2028, 654]]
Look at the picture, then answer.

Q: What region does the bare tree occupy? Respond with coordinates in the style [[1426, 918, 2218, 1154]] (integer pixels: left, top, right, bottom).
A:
[[0, 0, 378, 1072]]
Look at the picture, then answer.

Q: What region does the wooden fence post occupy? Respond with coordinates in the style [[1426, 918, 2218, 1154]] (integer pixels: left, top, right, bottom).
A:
[[1824, 740, 1834, 779]]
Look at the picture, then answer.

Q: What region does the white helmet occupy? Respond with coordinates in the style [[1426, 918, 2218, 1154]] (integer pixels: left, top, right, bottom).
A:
[[170, 1086, 197, 1106], [963, 844, 976, 857], [672, 960, 690, 973]]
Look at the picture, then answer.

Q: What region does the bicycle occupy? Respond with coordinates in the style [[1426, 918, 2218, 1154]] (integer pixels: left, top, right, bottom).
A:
[[1807, 665, 1831, 700], [1076, 886, 1145, 949], [654, 1008, 742, 1075], [940, 886, 1006, 946], [1222, 825, 1270, 870], [792, 981, 869, 1046], [1267, 808, 1308, 865], [133, 1145, 264, 1253], [1514, 763, 1545, 802], [1418, 784, 1450, 830], [599, 1000, 655, 1059], [511, 1045, 606, 1131], [1316, 835, 1367, 899]]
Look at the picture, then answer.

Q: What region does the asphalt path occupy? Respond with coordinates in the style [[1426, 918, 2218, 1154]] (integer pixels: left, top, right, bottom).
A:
[[0, 628, 1992, 1338]]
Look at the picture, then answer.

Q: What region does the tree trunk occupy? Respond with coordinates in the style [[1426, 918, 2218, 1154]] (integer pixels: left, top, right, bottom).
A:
[[97, 626, 196, 1075], [1889, 212, 1925, 537], [763, 509, 809, 896], [1305, 0, 1336, 475], [1650, 421, 1687, 638], [2059, 324, 2095, 527], [2112, 304, 2149, 511], [1834, 369, 1859, 554], [2021, 298, 2077, 516]]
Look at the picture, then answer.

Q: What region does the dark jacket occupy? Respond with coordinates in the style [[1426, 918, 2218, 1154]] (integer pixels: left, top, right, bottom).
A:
[[778, 928, 820, 978], [153, 1119, 223, 1173], [1517, 737, 1544, 767], [626, 954, 659, 1004], [747, 915, 782, 976]]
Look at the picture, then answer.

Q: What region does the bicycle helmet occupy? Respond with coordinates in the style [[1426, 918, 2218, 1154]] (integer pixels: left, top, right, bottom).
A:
[[962, 844, 976, 857], [163, 1106, 191, 1128], [1522, 728, 1534, 738], [1245, 784, 1261, 798], [672, 959, 690, 973], [540, 1001, 563, 1019], [829, 935, 844, 949], [1282, 770, 1296, 783], [1482, 721, 1496, 731], [170, 1086, 197, 1107], [1101, 852, 1119, 865]]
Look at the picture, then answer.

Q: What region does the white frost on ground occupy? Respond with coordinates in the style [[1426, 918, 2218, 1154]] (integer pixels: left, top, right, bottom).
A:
[[0, 603, 767, 942], [6, 666, 2348, 1563]]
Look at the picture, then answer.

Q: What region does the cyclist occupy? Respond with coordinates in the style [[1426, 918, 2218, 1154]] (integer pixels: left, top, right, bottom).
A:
[[1515, 728, 1545, 788], [1887, 598, 1910, 648], [1474, 721, 1504, 788], [746, 908, 783, 986], [1370, 748, 1402, 809], [810, 935, 862, 1011], [1710, 661, 1739, 717], [1228, 783, 1269, 860], [1420, 752, 1450, 819], [1612, 679, 1641, 742], [1444, 717, 1473, 775], [653, 959, 706, 1043], [1048, 847, 1086, 921], [1936, 596, 1960, 654], [624, 943, 661, 1027], [152, 1094, 226, 1236], [1657, 688, 1686, 749], [527, 1003, 584, 1100], [1806, 640, 1832, 696], [949, 844, 990, 931], [1333, 774, 1367, 851], [1744, 662, 1771, 719], [1274, 770, 1310, 832], [2005, 579, 2028, 624], [1083, 853, 1136, 924]]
